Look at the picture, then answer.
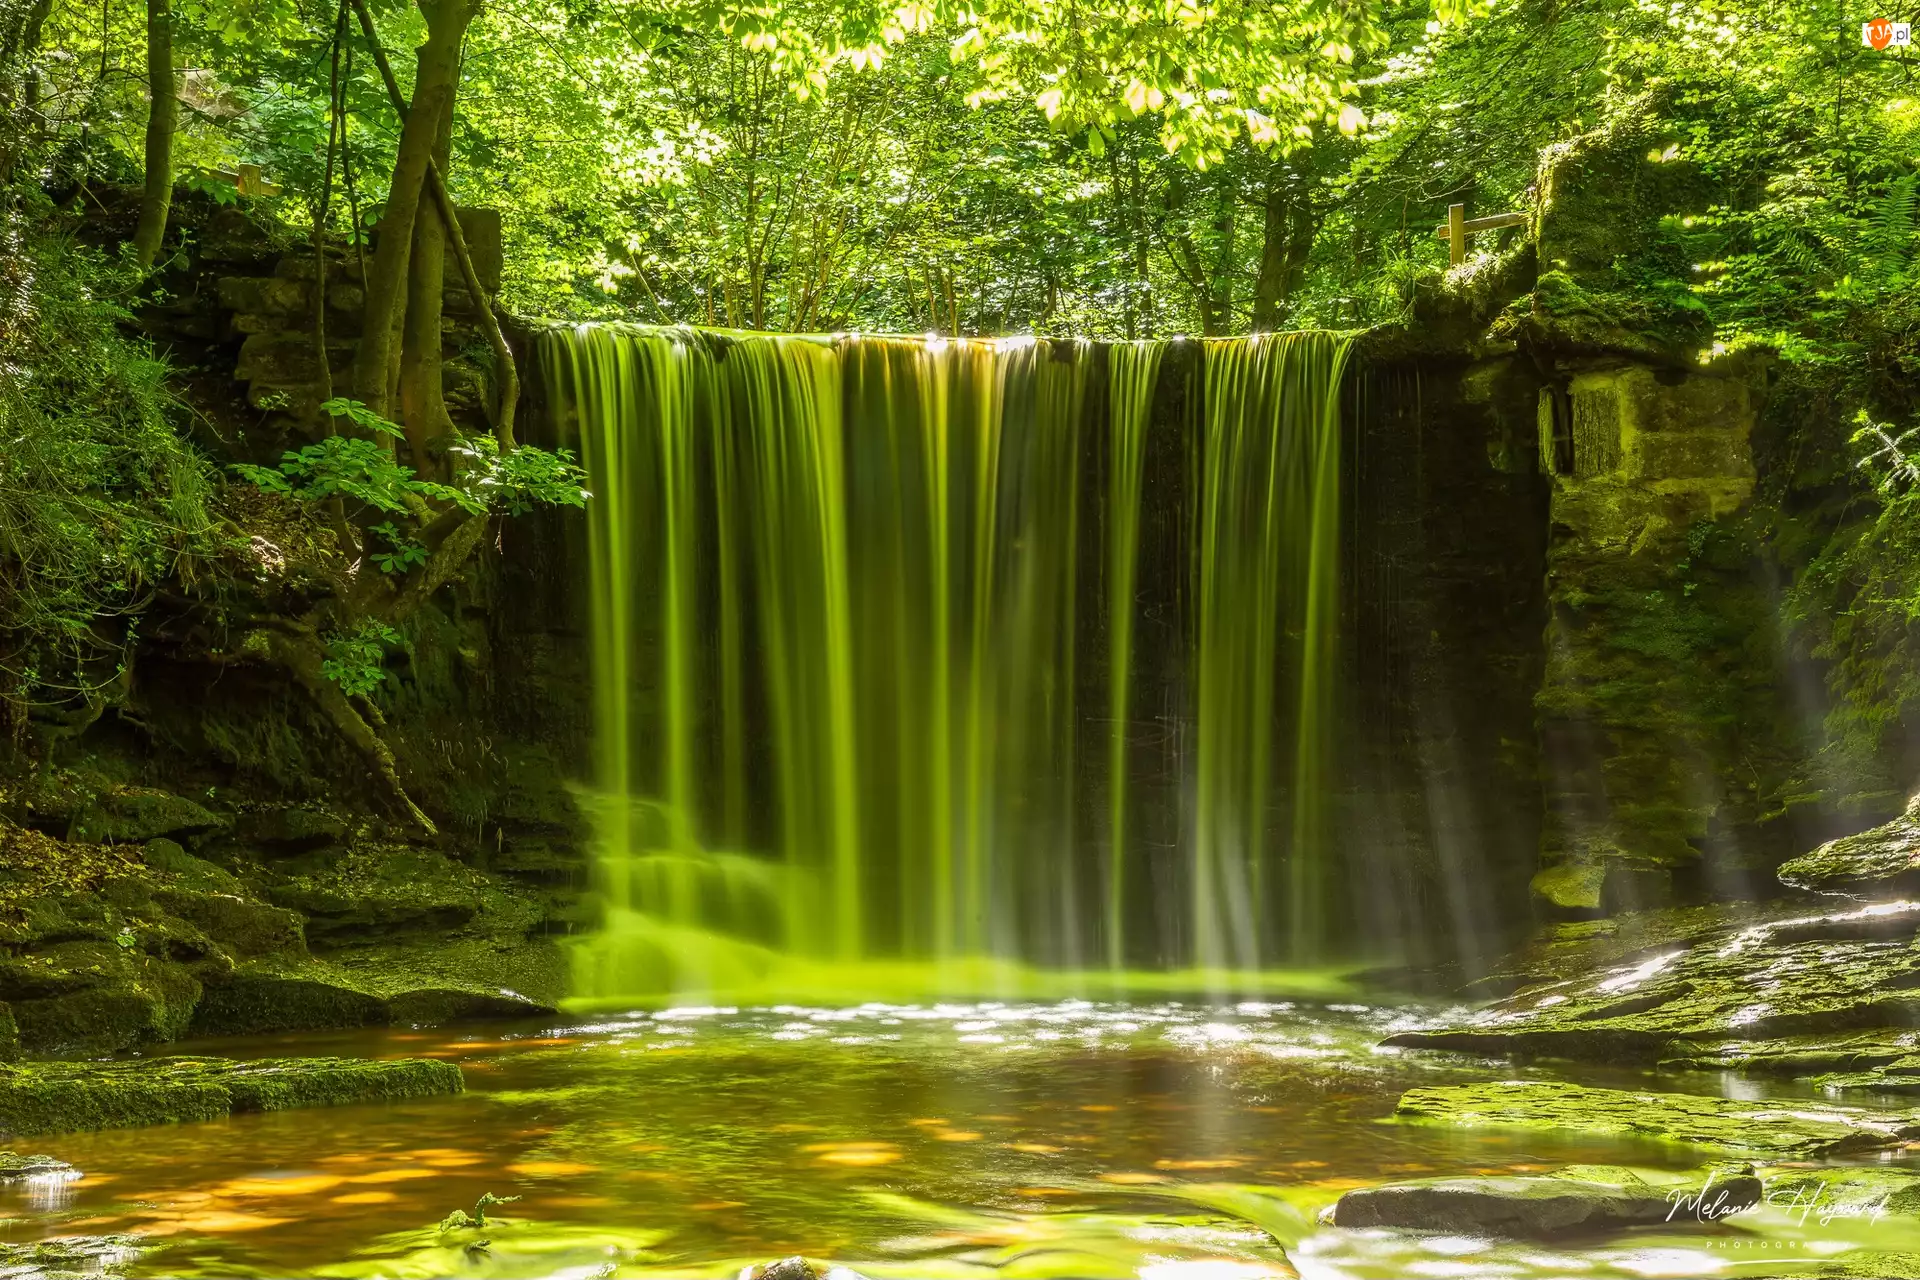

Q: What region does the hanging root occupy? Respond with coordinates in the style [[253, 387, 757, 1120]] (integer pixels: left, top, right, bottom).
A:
[[292, 654, 437, 837], [214, 627, 438, 838]]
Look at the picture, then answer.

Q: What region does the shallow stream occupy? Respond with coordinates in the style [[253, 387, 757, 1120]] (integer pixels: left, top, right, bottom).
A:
[[6, 999, 1915, 1278]]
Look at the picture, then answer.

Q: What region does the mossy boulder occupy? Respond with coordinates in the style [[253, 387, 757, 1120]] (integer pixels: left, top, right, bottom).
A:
[[0, 1234, 149, 1280], [1778, 799, 1920, 897], [232, 804, 348, 852], [189, 963, 388, 1035], [1331, 1163, 1760, 1237], [260, 843, 543, 940], [1392, 1081, 1920, 1158], [2, 944, 204, 1055], [0, 1151, 72, 1177], [0, 1055, 461, 1138], [1524, 86, 1719, 364], [69, 790, 225, 845], [1385, 899, 1920, 1066], [189, 938, 560, 1036]]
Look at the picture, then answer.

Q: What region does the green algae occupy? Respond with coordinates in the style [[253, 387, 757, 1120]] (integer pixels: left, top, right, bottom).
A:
[[0, 1055, 462, 1137]]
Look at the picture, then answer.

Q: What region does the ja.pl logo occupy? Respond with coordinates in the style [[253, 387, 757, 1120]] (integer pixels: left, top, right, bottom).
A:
[[1863, 17, 1912, 47]]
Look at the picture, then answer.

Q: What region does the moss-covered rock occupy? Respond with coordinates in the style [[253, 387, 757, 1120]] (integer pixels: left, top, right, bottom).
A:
[[259, 842, 543, 940], [1778, 799, 1920, 897], [1387, 900, 1920, 1065], [233, 804, 348, 852], [0, 1055, 461, 1138], [0, 1151, 73, 1177], [4, 944, 204, 1055], [1523, 87, 1720, 364], [189, 963, 388, 1035], [1391, 1081, 1920, 1158], [0, 1234, 148, 1280], [1330, 1163, 1759, 1237], [189, 938, 560, 1036], [70, 789, 225, 845]]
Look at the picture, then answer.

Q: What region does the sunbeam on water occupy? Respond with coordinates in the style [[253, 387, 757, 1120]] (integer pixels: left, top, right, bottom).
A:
[[6, 1002, 1911, 1279]]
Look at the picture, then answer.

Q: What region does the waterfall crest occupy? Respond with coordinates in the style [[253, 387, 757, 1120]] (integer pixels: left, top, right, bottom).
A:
[[538, 327, 1352, 1002]]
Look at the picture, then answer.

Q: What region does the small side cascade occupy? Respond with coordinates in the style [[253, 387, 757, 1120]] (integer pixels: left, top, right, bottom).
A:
[[537, 326, 1352, 1001]]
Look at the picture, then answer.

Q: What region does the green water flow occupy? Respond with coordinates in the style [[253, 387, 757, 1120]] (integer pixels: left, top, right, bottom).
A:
[[538, 328, 1352, 1003]]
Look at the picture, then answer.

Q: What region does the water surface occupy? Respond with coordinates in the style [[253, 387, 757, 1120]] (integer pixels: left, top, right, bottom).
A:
[[5, 1000, 1912, 1278]]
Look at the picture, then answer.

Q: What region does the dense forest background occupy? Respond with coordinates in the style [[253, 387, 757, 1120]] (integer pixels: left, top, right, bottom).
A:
[[2, 0, 1919, 833]]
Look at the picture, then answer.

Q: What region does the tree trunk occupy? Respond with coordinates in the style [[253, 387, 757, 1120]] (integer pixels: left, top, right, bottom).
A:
[[130, 0, 175, 269], [1252, 159, 1318, 332], [397, 69, 456, 473], [0, 0, 53, 184], [350, 0, 477, 421]]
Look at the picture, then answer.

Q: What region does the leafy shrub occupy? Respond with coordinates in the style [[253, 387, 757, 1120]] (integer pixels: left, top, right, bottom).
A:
[[0, 210, 216, 705]]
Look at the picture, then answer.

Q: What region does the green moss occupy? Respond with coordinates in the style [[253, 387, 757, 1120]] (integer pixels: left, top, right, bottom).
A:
[[0, 1055, 462, 1138], [189, 968, 387, 1036], [1392, 1080, 1920, 1158], [0, 1150, 72, 1176], [0, 1234, 148, 1279], [189, 941, 559, 1037], [1776, 804, 1920, 896], [1387, 901, 1920, 1067], [6, 947, 203, 1055]]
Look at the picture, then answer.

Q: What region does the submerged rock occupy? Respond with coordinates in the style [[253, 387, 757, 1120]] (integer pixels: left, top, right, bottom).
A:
[[0, 1054, 461, 1137], [1331, 1163, 1760, 1238], [1392, 1081, 1920, 1158]]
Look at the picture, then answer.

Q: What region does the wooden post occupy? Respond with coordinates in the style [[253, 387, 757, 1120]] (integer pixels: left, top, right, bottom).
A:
[[1435, 206, 1527, 264]]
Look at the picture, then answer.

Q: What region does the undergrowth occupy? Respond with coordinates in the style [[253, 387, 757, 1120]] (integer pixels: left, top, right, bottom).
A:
[[0, 196, 217, 712]]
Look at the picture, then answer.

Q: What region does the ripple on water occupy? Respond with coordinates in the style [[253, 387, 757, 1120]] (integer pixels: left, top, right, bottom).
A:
[[3, 999, 1904, 1279]]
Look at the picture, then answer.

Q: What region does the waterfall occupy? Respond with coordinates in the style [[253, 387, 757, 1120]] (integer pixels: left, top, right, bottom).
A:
[[538, 327, 1353, 1002]]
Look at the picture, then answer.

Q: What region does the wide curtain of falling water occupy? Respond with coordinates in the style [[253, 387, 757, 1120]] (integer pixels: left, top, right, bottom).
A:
[[537, 327, 1351, 999]]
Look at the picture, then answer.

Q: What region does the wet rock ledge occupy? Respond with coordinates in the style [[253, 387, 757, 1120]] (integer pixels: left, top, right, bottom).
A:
[[1384, 801, 1920, 1090], [0, 1055, 461, 1138]]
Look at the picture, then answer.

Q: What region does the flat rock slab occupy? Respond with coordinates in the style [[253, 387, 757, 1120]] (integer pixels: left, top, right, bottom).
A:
[[1383, 900, 1920, 1066], [0, 1151, 73, 1178], [1331, 1164, 1760, 1238], [1393, 1081, 1920, 1158], [1778, 803, 1920, 896], [0, 1055, 462, 1138], [0, 1234, 147, 1280]]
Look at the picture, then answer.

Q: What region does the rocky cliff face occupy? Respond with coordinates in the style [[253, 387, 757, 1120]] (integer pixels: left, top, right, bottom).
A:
[[0, 193, 593, 1056]]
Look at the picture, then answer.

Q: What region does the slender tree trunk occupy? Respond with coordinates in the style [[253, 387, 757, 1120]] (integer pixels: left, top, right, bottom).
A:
[[131, 0, 175, 269], [350, 0, 477, 421], [1253, 161, 1316, 331], [0, 0, 53, 184], [397, 68, 456, 473]]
